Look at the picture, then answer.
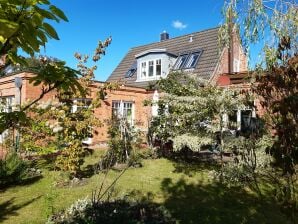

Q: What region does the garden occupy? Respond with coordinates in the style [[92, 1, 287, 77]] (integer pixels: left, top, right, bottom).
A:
[[0, 149, 294, 224], [0, 0, 297, 223]]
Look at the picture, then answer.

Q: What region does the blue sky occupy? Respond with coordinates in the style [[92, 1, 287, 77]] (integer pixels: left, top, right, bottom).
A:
[[44, 0, 225, 81]]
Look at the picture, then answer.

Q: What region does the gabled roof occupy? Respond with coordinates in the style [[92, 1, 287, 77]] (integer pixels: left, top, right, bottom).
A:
[[107, 27, 220, 88]]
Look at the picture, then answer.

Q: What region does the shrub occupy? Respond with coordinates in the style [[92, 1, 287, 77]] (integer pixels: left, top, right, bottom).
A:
[[0, 153, 28, 187], [47, 197, 175, 224], [98, 118, 143, 170]]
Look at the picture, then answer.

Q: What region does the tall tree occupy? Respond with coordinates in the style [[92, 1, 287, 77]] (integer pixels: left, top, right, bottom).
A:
[[0, 0, 83, 136], [221, 0, 298, 214], [219, 0, 298, 68], [0, 0, 68, 66], [149, 72, 245, 154]]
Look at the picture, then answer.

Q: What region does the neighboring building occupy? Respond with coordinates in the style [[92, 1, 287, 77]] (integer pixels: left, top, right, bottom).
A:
[[0, 26, 250, 145]]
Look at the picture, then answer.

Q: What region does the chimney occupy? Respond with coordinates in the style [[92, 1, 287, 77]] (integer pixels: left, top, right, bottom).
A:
[[160, 31, 169, 42]]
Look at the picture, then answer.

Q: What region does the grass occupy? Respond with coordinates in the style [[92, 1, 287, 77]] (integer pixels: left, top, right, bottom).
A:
[[0, 150, 295, 224]]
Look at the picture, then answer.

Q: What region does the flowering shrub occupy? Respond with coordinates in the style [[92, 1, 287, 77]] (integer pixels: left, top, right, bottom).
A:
[[47, 197, 174, 224]]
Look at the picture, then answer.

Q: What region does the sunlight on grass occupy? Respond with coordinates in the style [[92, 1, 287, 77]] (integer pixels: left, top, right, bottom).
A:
[[0, 150, 293, 224]]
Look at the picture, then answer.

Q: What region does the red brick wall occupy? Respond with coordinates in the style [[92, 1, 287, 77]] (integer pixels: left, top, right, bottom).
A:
[[91, 83, 152, 143], [211, 31, 248, 84], [0, 73, 152, 144]]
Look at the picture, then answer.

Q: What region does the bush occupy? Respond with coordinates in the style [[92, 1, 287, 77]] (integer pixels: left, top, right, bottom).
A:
[[47, 198, 175, 224], [0, 153, 28, 187]]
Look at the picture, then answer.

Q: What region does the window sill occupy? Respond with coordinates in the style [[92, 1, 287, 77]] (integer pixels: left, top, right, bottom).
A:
[[136, 76, 162, 82]]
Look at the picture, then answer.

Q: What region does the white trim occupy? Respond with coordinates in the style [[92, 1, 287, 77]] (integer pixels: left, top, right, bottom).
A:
[[135, 49, 167, 58], [152, 90, 159, 117], [112, 100, 135, 126], [137, 58, 163, 82]]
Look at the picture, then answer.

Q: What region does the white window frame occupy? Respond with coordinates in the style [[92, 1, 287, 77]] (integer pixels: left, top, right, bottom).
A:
[[112, 100, 134, 126], [0, 96, 14, 113], [233, 58, 240, 72], [138, 58, 162, 81]]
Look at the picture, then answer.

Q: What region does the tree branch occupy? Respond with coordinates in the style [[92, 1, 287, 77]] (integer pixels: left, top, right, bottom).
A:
[[21, 83, 60, 112]]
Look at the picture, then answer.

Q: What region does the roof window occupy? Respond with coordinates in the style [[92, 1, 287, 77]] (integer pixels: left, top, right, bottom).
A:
[[125, 61, 137, 78], [173, 50, 203, 70]]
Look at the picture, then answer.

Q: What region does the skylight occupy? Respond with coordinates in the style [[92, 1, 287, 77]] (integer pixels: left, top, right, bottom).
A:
[[125, 61, 137, 78], [173, 50, 203, 70]]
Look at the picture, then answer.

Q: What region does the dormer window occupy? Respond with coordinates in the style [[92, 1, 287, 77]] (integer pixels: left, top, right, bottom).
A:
[[134, 49, 177, 82], [138, 58, 163, 81], [173, 50, 203, 70]]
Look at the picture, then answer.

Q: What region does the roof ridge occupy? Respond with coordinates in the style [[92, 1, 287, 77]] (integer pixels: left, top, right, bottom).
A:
[[131, 26, 220, 49]]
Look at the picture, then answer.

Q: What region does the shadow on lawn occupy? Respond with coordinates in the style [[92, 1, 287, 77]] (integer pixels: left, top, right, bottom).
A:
[[0, 196, 41, 222], [171, 161, 219, 177], [160, 177, 292, 224], [0, 175, 43, 193]]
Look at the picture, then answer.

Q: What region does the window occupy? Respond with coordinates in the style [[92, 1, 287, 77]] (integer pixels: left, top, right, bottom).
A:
[[138, 58, 162, 81], [125, 61, 137, 78], [112, 101, 134, 125], [184, 52, 200, 68], [233, 59, 240, 72], [174, 54, 188, 69], [174, 50, 202, 70], [72, 98, 91, 113], [0, 96, 14, 113], [112, 101, 121, 118], [148, 60, 154, 77], [156, 59, 161, 76], [141, 62, 147, 78]]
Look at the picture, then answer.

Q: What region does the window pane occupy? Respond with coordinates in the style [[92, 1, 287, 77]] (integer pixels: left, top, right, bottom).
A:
[[124, 102, 133, 124], [112, 101, 121, 119], [148, 61, 154, 77], [156, 59, 161, 76], [0, 96, 14, 112], [174, 54, 188, 69], [76, 98, 91, 112], [141, 62, 147, 77], [185, 53, 200, 68]]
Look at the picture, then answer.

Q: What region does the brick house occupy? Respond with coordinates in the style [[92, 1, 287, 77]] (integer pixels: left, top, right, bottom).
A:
[[0, 26, 249, 145]]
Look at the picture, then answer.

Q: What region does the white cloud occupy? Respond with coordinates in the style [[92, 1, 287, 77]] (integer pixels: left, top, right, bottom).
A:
[[172, 20, 187, 30]]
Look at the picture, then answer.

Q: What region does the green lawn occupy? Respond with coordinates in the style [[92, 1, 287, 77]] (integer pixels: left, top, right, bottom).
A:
[[0, 150, 294, 224]]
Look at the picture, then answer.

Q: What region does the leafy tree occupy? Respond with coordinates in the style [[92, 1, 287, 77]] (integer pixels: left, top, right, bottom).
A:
[[50, 38, 112, 177], [0, 0, 68, 66], [219, 0, 298, 68], [149, 72, 245, 155], [221, 0, 298, 215], [0, 1, 83, 153]]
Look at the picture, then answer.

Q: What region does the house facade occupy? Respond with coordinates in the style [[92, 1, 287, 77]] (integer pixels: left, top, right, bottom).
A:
[[0, 27, 250, 145]]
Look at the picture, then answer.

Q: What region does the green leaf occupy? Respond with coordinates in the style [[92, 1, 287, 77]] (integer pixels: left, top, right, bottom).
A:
[[0, 19, 19, 39], [36, 30, 48, 44], [34, 6, 58, 22], [43, 22, 59, 40], [50, 5, 68, 22]]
